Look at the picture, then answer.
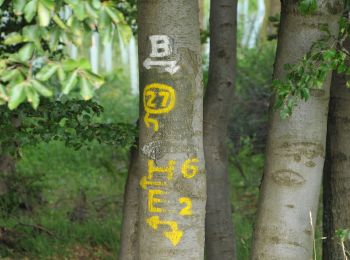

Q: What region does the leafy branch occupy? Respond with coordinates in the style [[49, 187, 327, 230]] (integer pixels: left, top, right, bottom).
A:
[[273, 17, 350, 118]]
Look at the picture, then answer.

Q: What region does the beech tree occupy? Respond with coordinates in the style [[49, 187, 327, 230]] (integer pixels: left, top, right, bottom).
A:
[[120, 0, 206, 259], [323, 38, 350, 260], [252, 1, 343, 259], [204, 0, 237, 259]]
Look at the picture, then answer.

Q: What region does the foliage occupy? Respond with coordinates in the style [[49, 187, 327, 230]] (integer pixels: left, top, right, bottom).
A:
[[229, 42, 274, 153], [0, 99, 136, 156], [273, 17, 350, 118], [298, 0, 318, 15], [0, 0, 132, 109]]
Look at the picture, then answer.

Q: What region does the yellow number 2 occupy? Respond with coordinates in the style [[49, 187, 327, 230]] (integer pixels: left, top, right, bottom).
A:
[[179, 197, 192, 216]]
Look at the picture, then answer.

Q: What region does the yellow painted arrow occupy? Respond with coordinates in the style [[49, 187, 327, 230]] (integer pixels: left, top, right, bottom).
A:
[[146, 216, 183, 246], [144, 112, 159, 132], [139, 176, 167, 190]]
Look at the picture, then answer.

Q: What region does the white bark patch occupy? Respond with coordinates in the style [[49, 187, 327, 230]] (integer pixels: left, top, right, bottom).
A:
[[143, 35, 180, 75]]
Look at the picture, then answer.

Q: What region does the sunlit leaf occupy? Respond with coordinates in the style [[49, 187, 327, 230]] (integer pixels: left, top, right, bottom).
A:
[[80, 76, 94, 100], [13, 0, 27, 15], [36, 64, 58, 81], [24, 0, 38, 22], [4, 33, 23, 45], [63, 70, 78, 95], [25, 84, 40, 109], [8, 82, 27, 110], [18, 43, 35, 62], [31, 79, 53, 97], [37, 2, 51, 27]]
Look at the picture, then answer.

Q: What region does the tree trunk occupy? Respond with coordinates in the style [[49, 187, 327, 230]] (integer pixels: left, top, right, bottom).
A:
[[132, 1, 206, 259], [251, 1, 342, 259], [260, 0, 281, 42], [119, 143, 140, 260], [204, 0, 237, 259], [323, 39, 350, 260]]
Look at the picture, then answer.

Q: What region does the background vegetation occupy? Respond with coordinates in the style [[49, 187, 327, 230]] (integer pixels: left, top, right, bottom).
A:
[[1, 0, 326, 259]]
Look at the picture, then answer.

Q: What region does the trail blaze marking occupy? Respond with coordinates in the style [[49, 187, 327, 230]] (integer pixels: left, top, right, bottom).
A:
[[148, 190, 167, 213], [146, 216, 183, 246], [147, 160, 176, 180], [143, 83, 176, 132], [140, 176, 166, 190], [143, 35, 180, 75], [181, 158, 200, 179], [179, 197, 193, 216]]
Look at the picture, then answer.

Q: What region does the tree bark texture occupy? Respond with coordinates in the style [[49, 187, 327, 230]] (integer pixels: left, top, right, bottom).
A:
[[119, 144, 140, 260], [204, 0, 237, 259], [323, 39, 350, 260], [260, 0, 281, 41], [251, 1, 343, 259], [134, 1, 206, 259]]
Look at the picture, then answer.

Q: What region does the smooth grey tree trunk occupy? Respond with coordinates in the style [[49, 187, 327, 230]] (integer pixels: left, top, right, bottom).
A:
[[126, 1, 207, 259], [251, 1, 342, 259], [204, 0, 237, 259], [323, 39, 350, 260]]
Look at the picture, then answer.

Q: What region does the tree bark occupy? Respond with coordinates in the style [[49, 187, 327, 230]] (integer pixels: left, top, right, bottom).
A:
[[251, 1, 343, 259], [132, 1, 206, 259], [119, 143, 140, 260], [204, 0, 237, 259], [323, 39, 350, 260], [260, 0, 281, 42]]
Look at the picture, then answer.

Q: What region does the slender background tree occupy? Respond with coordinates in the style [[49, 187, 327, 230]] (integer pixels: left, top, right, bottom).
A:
[[204, 0, 237, 259]]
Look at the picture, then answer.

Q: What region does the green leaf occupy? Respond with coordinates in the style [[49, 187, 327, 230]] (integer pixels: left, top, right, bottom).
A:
[[299, 0, 317, 15], [36, 64, 58, 81], [13, 0, 27, 15], [63, 70, 78, 95], [24, 0, 38, 22], [40, 0, 55, 10], [0, 69, 20, 82], [4, 33, 23, 45], [105, 6, 120, 25], [31, 79, 53, 97], [52, 14, 68, 30], [25, 84, 40, 109], [18, 43, 35, 62], [346, 81, 350, 88], [72, 4, 87, 21], [8, 82, 27, 110], [0, 84, 8, 101], [0, 0, 4, 7], [84, 2, 98, 19], [80, 77, 94, 100], [91, 0, 101, 9], [57, 66, 66, 81], [37, 2, 51, 27]]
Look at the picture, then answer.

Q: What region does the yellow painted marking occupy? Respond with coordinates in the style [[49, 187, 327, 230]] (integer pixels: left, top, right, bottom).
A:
[[146, 216, 183, 246], [159, 91, 170, 107], [148, 190, 167, 213], [145, 91, 157, 108], [140, 176, 166, 190], [148, 160, 176, 181], [143, 83, 176, 115], [181, 158, 200, 179], [144, 112, 159, 132], [179, 197, 193, 216]]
